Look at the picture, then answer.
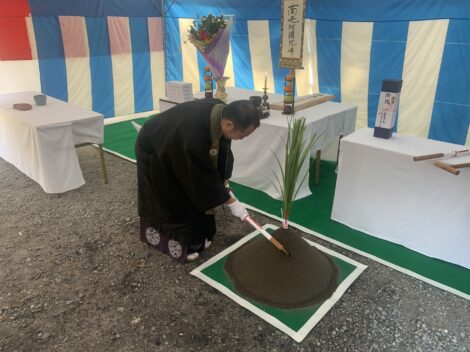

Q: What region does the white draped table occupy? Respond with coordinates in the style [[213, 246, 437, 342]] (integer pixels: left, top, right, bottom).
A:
[[331, 128, 470, 268], [219, 88, 358, 200], [0, 91, 104, 193]]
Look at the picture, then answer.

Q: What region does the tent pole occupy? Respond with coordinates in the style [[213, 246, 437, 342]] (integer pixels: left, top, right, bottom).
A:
[[161, 0, 167, 86]]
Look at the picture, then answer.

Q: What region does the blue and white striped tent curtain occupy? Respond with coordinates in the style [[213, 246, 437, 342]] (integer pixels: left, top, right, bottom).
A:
[[27, 0, 165, 118], [164, 0, 470, 146]]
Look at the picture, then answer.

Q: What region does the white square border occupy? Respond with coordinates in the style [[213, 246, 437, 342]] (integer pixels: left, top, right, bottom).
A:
[[190, 224, 367, 342]]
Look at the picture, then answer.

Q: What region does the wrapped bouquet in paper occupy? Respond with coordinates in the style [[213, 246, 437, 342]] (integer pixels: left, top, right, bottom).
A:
[[188, 14, 233, 101]]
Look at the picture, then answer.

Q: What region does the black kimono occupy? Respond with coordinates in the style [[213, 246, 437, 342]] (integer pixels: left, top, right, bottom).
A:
[[135, 99, 233, 262]]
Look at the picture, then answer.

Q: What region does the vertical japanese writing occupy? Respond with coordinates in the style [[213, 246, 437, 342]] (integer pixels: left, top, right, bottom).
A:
[[287, 4, 299, 55], [281, 0, 305, 68], [377, 92, 400, 128]]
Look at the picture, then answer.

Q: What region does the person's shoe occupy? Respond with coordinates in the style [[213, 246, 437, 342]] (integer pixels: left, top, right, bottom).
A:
[[204, 239, 212, 249], [186, 251, 200, 262]]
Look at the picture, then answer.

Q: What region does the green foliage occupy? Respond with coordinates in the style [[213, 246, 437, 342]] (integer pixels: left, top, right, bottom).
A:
[[272, 117, 318, 222], [188, 14, 226, 51]]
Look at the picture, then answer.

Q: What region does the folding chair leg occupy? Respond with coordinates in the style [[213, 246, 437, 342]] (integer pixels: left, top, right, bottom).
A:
[[336, 134, 344, 174], [98, 144, 108, 184], [315, 149, 321, 185]]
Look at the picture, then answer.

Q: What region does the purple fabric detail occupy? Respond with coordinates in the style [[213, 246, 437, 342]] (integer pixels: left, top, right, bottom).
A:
[[205, 28, 224, 53], [140, 219, 189, 263]]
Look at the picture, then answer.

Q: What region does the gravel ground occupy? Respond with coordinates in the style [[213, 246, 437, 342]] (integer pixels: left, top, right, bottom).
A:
[[1, 146, 469, 352]]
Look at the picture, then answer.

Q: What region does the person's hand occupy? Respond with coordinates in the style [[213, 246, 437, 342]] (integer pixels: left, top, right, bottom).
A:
[[228, 199, 249, 221]]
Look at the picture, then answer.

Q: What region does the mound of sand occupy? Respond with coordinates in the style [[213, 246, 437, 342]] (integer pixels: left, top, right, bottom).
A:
[[225, 228, 338, 309]]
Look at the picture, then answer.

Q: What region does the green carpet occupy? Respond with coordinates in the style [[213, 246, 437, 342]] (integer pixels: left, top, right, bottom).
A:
[[104, 118, 470, 299], [104, 117, 149, 161]]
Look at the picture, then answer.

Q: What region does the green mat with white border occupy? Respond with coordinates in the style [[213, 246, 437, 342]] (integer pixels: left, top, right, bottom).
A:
[[103, 118, 470, 300], [190, 224, 367, 342]]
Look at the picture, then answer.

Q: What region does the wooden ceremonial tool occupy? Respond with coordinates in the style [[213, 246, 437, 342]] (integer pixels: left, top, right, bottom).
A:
[[434, 160, 470, 176], [413, 153, 445, 161], [413, 149, 470, 161], [244, 216, 291, 256], [434, 161, 460, 175], [451, 162, 470, 169]]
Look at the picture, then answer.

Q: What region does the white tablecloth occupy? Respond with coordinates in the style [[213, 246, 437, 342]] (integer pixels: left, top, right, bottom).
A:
[[219, 88, 358, 199], [331, 128, 470, 268], [0, 91, 104, 193]]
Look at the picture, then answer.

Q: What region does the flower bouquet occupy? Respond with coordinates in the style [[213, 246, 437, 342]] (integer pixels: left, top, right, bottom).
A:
[[188, 14, 233, 100], [188, 15, 226, 52]]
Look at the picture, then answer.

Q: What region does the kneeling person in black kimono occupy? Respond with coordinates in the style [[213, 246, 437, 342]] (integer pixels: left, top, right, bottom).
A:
[[136, 99, 259, 263]]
